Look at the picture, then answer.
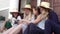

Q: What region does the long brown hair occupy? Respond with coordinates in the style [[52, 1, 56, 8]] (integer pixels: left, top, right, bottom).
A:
[[32, 7, 41, 19]]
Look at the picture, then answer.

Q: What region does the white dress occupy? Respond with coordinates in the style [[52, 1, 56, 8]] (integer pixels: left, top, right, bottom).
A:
[[11, 16, 21, 27]]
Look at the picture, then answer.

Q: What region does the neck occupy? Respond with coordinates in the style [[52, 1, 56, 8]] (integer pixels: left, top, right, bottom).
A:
[[35, 14, 39, 17]]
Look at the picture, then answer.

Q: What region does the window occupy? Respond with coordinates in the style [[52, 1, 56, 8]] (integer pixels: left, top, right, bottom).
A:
[[26, 0, 30, 4]]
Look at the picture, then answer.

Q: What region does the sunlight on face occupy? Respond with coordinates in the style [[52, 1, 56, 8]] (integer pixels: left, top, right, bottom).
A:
[[23, 9, 30, 15], [12, 12, 18, 17], [40, 7, 46, 14]]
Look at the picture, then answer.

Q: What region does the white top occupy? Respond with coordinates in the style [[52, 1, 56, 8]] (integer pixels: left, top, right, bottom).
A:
[[37, 19, 46, 30], [11, 16, 21, 27]]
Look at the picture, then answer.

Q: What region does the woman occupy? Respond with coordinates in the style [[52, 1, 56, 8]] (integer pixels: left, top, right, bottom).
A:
[[2, 9, 21, 34], [23, 4, 34, 22], [21, 4, 34, 33], [10, 9, 21, 26], [38, 2, 59, 34]]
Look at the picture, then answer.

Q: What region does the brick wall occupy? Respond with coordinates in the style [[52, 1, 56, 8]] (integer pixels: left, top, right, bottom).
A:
[[53, 0, 60, 21]]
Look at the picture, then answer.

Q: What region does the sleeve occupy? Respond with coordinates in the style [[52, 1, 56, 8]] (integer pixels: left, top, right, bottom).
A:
[[49, 10, 58, 22]]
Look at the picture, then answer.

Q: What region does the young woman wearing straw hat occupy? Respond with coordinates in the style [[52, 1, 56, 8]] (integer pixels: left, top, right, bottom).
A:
[[39, 2, 60, 34], [20, 4, 34, 33], [10, 9, 21, 27], [2, 9, 22, 34]]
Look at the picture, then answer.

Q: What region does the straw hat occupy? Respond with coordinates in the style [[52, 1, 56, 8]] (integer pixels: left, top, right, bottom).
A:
[[22, 4, 32, 10], [40, 2, 50, 9], [10, 9, 19, 14]]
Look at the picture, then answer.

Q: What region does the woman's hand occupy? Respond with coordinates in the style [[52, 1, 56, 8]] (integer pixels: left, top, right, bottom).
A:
[[18, 19, 30, 25]]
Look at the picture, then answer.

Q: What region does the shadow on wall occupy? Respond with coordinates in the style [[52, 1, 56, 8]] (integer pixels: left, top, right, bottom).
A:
[[0, 9, 9, 19], [0, 16, 5, 21]]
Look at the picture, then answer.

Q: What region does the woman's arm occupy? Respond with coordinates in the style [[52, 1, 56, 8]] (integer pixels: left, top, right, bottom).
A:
[[3, 21, 22, 34], [33, 12, 48, 24]]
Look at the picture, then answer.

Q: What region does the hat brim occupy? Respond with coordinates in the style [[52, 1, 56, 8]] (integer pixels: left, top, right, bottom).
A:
[[22, 8, 32, 11], [10, 12, 19, 14], [40, 6, 51, 9]]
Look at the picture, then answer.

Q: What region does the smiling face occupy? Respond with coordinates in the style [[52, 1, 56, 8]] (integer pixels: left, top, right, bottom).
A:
[[12, 12, 18, 18], [23, 8, 31, 15]]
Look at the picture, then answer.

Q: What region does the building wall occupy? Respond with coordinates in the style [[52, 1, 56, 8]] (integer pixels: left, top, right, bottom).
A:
[[0, 9, 9, 19], [52, 0, 60, 21], [0, 0, 10, 19], [0, 0, 10, 9]]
